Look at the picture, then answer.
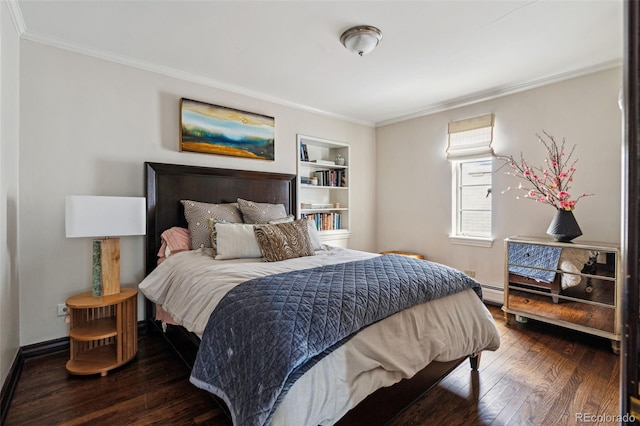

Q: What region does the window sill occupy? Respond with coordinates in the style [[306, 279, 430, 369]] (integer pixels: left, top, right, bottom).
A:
[[449, 236, 494, 248]]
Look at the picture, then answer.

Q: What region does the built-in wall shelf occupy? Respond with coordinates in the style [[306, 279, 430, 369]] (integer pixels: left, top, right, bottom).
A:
[[297, 134, 351, 248]]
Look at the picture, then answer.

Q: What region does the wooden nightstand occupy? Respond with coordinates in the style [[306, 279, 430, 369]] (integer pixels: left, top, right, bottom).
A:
[[65, 287, 138, 376]]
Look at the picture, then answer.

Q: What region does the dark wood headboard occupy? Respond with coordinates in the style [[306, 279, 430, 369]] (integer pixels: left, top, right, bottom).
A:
[[144, 162, 297, 276]]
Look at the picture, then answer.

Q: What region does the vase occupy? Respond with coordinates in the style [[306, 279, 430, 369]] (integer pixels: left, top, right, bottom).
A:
[[546, 209, 582, 242]]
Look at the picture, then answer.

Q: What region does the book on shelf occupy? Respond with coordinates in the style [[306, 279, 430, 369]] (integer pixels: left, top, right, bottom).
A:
[[312, 169, 347, 187], [302, 212, 342, 231], [301, 203, 335, 210], [300, 143, 309, 162], [310, 159, 335, 166]]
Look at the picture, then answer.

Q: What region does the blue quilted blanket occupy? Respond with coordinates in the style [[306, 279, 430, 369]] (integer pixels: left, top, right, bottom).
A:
[[508, 243, 561, 283], [189, 255, 482, 426]]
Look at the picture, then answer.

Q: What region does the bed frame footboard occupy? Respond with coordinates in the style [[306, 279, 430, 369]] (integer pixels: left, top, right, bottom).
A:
[[336, 356, 473, 425]]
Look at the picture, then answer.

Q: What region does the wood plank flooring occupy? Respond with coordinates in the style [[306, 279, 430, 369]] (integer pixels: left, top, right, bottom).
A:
[[5, 305, 620, 425]]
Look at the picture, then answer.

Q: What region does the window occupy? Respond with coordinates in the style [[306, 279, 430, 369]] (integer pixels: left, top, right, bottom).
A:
[[453, 159, 492, 238], [447, 114, 494, 245]]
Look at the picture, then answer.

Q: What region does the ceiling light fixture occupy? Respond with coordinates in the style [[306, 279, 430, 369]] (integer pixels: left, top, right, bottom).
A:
[[340, 25, 383, 56]]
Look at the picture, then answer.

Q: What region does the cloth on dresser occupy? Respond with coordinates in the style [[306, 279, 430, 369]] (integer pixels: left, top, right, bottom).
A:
[[508, 243, 562, 282], [558, 248, 592, 289], [508, 243, 591, 290]]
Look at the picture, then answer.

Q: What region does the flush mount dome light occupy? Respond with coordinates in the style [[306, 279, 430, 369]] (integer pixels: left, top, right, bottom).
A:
[[340, 25, 383, 56]]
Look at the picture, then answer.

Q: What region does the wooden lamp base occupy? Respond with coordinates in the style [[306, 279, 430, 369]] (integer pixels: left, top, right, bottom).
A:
[[92, 238, 121, 296]]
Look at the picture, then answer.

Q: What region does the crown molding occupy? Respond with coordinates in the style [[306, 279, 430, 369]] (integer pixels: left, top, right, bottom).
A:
[[20, 29, 375, 128], [375, 59, 623, 127], [16, 21, 619, 130], [5, 0, 26, 36]]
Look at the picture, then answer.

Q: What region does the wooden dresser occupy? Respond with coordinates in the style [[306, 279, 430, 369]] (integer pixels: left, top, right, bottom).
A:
[[503, 236, 621, 353]]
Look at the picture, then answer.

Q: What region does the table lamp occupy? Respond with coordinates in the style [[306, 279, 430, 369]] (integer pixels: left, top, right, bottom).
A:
[[65, 196, 146, 296]]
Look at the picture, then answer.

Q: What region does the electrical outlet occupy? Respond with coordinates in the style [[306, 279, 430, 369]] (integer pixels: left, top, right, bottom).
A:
[[464, 270, 476, 278], [57, 303, 68, 316]]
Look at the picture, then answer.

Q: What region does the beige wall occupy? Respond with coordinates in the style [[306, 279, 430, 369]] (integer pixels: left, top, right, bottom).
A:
[[18, 40, 376, 346], [376, 68, 622, 300], [9, 30, 623, 347], [0, 0, 21, 385]]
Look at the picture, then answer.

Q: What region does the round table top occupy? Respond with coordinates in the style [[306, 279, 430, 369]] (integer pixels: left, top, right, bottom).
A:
[[66, 287, 137, 308]]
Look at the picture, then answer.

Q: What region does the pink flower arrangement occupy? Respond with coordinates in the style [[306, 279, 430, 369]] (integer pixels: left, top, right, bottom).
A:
[[500, 131, 593, 211]]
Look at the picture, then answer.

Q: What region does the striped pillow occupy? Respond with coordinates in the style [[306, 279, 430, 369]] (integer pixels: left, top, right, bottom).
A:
[[253, 220, 315, 262]]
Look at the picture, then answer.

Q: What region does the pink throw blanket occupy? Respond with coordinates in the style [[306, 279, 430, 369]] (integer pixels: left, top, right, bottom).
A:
[[157, 227, 190, 264]]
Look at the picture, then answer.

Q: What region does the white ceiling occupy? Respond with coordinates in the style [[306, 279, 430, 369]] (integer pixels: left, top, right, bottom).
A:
[[14, 0, 623, 126]]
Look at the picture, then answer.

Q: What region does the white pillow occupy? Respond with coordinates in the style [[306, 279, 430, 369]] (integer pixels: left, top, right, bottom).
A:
[[305, 219, 322, 251], [214, 223, 262, 260]]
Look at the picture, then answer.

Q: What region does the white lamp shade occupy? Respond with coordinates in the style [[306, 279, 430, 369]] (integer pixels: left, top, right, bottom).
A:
[[65, 196, 146, 238]]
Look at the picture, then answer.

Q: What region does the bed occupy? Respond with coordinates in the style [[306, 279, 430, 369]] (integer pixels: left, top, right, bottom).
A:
[[140, 162, 500, 425]]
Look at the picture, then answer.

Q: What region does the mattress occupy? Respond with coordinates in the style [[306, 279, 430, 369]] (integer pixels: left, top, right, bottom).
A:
[[139, 246, 501, 425]]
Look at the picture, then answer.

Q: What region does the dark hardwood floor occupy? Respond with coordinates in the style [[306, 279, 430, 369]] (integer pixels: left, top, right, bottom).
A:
[[5, 305, 619, 425]]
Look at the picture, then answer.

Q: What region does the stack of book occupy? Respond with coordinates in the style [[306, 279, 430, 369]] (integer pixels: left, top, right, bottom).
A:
[[310, 159, 335, 165], [301, 203, 333, 210], [303, 213, 341, 231], [312, 169, 347, 187], [299, 143, 309, 161]]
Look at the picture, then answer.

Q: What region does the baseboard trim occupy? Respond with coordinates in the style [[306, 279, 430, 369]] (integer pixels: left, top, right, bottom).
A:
[[481, 285, 504, 306], [21, 337, 69, 359], [0, 349, 23, 425], [1, 320, 147, 423]]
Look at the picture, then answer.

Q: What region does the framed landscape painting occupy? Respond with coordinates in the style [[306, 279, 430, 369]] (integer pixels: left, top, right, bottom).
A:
[[180, 98, 275, 160]]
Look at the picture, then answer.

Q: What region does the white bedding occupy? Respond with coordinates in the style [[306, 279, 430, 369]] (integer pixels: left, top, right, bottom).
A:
[[139, 246, 500, 425]]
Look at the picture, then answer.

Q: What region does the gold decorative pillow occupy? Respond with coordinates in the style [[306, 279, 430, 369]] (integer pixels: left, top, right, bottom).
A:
[[253, 220, 315, 262]]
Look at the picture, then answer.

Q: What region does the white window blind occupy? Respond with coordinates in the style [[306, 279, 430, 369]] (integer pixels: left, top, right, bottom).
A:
[[447, 113, 494, 245], [446, 113, 495, 159]]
